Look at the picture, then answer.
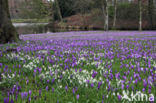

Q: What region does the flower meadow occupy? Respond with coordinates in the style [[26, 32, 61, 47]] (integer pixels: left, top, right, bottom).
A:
[[0, 31, 156, 103]]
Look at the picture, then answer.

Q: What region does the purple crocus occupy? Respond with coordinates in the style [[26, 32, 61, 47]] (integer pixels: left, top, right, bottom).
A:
[[26, 80, 29, 84], [46, 86, 48, 91], [76, 94, 80, 99], [10, 99, 14, 103], [97, 81, 102, 89], [21, 92, 28, 99], [115, 73, 120, 80], [47, 80, 50, 83], [121, 84, 124, 89], [86, 80, 90, 84], [4, 97, 9, 103], [39, 89, 42, 96], [142, 88, 145, 92], [72, 88, 75, 94], [65, 86, 68, 91], [92, 70, 97, 78], [135, 79, 138, 84], [79, 68, 82, 72], [29, 97, 31, 102], [0, 63, 2, 67], [52, 78, 55, 83], [37, 67, 42, 73], [143, 79, 147, 88], [148, 89, 151, 93], [52, 88, 55, 93], [29, 90, 32, 95], [90, 83, 94, 88], [117, 95, 122, 101], [34, 69, 37, 74], [126, 85, 129, 89]]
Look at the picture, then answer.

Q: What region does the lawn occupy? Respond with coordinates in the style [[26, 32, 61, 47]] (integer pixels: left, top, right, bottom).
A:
[[0, 31, 156, 103], [11, 19, 49, 23]]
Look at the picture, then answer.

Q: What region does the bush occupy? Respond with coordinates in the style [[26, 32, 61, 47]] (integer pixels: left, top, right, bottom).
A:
[[19, 0, 51, 19], [117, 3, 139, 20]]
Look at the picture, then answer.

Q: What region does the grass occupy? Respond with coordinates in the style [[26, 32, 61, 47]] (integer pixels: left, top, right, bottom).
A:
[[0, 32, 156, 103], [11, 19, 50, 23]]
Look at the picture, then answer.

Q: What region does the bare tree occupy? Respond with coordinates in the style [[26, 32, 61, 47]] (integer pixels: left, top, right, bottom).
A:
[[101, 0, 109, 31], [138, 0, 142, 31], [0, 0, 19, 43]]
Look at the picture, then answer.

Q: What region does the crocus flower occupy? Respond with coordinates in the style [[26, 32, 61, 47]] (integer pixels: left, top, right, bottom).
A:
[[29, 90, 32, 95], [29, 97, 31, 102], [91, 83, 94, 88], [26, 80, 29, 84], [52, 88, 54, 93], [4, 97, 9, 103], [34, 69, 37, 74], [76, 94, 80, 99], [121, 84, 124, 89], [92, 71, 97, 78], [21, 92, 28, 99], [59, 75, 63, 79], [86, 80, 90, 84], [117, 95, 122, 101], [0, 63, 2, 67], [38, 68, 42, 73], [72, 88, 75, 94], [10, 99, 14, 103], [135, 79, 138, 84], [39, 89, 42, 96], [46, 86, 48, 91], [34, 96, 37, 100], [65, 86, 68, 91], [148, 89, 151, 93], [52, 78, 55, 83], [79, 68, 82, 72], [47, 80, 50, 83], [143, 79, 147, 88], [97, 81, 102, 89], [126, 85, 129, 89], [115, 73, 120, 80]]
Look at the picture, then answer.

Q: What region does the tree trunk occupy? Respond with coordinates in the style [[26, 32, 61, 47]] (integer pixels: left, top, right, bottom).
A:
[[148, 0, 154, 29], [0, 0, 19, 44], [139, 0, 142, 31], [55, 0, 63, 21], [102, 0, 109, 31], [105, 0, 109, 31], [102, 1, 105, 30], [113, 0, 117, 29], [48, 0, 55, 32]]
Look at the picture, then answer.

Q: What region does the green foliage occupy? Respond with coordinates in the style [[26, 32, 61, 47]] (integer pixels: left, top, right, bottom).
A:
[[108, 6, 115, 18], [117, 3, 139, 20], [52, 1, 61, 21], [20, 0, 51, 19], [57, 0, 76, 17]]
